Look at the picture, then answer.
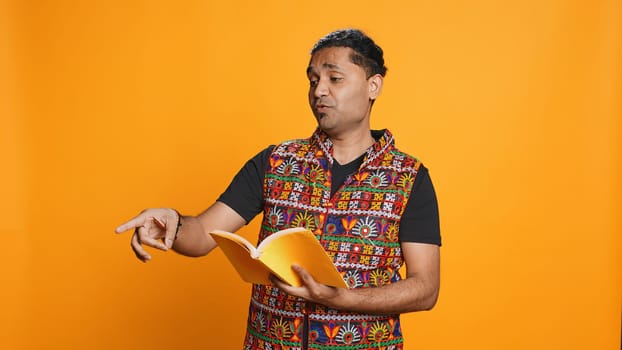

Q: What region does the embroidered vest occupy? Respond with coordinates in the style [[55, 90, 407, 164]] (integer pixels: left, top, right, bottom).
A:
[[243, 128, 421, 349]]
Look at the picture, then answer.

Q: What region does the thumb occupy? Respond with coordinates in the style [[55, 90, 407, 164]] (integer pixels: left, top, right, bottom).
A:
[[163, 211, 180, 249], [292, 264, 314, 284]]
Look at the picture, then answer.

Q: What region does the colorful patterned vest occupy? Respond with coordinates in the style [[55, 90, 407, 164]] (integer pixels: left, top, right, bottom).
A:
[[243, 128, 421, 350]]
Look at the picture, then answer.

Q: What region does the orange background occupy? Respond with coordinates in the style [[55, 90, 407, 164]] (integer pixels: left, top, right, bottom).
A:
[[1, 0, 620, 349]]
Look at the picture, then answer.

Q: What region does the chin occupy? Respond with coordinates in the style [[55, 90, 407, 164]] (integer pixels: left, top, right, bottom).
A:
[[317, 119, 334, 131]]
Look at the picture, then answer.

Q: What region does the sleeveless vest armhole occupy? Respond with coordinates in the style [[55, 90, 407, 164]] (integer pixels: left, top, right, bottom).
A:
[[414, 158, 422, 172]]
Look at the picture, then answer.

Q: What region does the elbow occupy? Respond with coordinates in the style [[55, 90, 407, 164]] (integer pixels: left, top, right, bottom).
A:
[[421, 290, 439, 311], [412, 287, 439, 312]]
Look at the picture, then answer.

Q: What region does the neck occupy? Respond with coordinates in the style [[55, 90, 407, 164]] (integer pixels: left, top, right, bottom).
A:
[[328, 128, 375, 165]]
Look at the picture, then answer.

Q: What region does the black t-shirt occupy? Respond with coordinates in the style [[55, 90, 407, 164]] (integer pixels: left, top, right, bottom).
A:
[[218, 146, 441, 246]]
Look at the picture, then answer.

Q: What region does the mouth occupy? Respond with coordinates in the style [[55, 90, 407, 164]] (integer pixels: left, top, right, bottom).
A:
[[312, 99, 332, 119], [315, 104, 331, 112]]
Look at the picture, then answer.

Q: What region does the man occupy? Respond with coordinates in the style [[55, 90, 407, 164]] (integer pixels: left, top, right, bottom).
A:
[[116, 29, 441, 349]]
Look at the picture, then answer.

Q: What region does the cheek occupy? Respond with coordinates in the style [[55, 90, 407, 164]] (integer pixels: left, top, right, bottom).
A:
[[346, 87, 369, 110]]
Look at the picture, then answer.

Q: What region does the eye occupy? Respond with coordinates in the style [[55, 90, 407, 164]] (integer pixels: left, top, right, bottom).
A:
[[309, 79, 318, 87], [330, 76, 343, 82]]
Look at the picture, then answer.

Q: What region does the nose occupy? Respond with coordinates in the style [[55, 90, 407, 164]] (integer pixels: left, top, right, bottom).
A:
[[313, 78, 329, 98]]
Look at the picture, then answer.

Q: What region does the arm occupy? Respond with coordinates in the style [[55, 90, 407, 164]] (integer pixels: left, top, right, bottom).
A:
[[115, 147, 272, 261], [115, 202, 246, 262], [173, 202, 247, 256], [271, 242, 440, 314]]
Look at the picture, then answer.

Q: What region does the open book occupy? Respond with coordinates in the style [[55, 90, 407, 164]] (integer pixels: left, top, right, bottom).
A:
[[209, 227, 347, 288]]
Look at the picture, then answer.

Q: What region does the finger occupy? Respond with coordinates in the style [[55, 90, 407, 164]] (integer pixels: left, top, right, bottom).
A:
[[269, 274, 292, 289], [131, 232, 151, 262], [137, 227, 168, 251], [292, 264, 314, 284], [152, 217, 166, 230], [162, 212, 179, 249], [115, 214, 148, 234]]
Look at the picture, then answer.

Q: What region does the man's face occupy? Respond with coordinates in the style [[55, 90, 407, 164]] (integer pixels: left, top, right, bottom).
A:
[[307, 47, 379, 136]]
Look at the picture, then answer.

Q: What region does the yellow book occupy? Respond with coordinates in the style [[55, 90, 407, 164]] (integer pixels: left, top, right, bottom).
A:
[[209, 227, 347, 288]]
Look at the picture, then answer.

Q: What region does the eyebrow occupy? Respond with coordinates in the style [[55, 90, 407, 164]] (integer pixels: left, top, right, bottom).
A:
[[306, 63, 342, 75]]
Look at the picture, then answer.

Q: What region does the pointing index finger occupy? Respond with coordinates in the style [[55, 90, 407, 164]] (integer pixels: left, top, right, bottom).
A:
[[115, 214, 147, 234]]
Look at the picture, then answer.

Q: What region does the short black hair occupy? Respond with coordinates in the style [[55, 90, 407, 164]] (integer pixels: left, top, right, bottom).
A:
[[311, 28, 387, 77]]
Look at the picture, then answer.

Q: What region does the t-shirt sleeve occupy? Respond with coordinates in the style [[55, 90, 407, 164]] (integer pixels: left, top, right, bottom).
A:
[[216, 146, 274, 224], [398, 165, 442, 246]]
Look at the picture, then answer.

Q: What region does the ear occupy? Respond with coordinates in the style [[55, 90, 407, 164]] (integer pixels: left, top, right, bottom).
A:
[[368, 74, 383, 101]]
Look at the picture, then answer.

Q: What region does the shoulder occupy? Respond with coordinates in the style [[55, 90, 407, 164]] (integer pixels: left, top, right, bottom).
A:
[[249, 145, 275, 165], [269, 138, 316, 163], [387, 146, 423, 173], [272, 138, 311, 153]]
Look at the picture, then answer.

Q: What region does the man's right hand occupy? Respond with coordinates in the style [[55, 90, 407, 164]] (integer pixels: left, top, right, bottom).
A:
[[115, 208, 180, 262]]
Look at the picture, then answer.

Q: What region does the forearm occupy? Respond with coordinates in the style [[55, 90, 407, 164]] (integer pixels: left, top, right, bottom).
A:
[[172, 201, 246, 257], [326, 273, 439, 314], [327, 244, 440, 314], [171, 215, 217, 257], [275, 243, 441, 315]]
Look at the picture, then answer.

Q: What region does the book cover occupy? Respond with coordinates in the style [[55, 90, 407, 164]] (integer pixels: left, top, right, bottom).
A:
[[210, 227, 347, 288]]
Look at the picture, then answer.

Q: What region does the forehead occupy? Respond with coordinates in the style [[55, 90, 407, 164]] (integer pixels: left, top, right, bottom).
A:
[[307, 46, 362, 74]]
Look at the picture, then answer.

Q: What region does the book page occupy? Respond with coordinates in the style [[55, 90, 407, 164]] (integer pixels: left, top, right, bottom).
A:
[[256, 227, 308, 251], [210, 230, 257, 255], [259, 229, 347, 288], [210, 232, 272, 284]]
